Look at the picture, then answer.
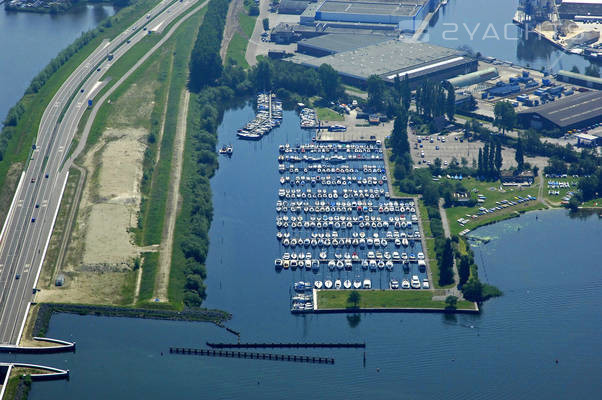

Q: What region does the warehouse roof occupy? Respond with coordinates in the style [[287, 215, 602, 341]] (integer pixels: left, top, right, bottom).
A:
[[557, 69, 602, 85], [316, 0, 428, 17], [294, 40, 465, 80], [519, 91, 602, 128], [297, 33, 392, 55]]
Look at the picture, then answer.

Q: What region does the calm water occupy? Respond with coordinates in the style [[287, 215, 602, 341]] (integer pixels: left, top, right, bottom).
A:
[[426, 0, 592, 72], [0, 4, 115, 124], [6, 106, 599, 399]]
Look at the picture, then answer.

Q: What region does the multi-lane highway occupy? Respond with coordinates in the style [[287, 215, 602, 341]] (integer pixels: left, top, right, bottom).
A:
[[0, 0, 202, 345]]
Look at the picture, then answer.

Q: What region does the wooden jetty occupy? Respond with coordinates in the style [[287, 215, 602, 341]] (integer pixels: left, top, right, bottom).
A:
[[170, 347, 334, 364], [206, 342, 365, 349]]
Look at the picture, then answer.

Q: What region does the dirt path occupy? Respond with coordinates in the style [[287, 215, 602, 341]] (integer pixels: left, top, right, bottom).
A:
[[154, 90, 190, 302], [220, 0, 244, 62]]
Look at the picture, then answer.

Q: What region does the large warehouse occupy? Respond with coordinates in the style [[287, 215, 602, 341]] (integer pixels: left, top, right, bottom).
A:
[[518, 90, 602, 130], [558, 0, 602, 19], [305, 0, 438, 32], [292, 39, 477, 87], [296, 33, 392, 56]]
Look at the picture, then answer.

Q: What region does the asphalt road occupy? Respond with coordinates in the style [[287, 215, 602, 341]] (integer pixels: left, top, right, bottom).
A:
[[0, 0, 201, 345]]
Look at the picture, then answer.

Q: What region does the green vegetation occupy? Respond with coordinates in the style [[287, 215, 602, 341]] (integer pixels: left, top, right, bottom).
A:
[[315, 107, 344, 121], [317, 290, 475, 310], [441, 177, 540, 236], [226, 33, 250, 68], [3, 373, 32, 400], [139, 252, 160, 303], [0, 0, 164, 223]]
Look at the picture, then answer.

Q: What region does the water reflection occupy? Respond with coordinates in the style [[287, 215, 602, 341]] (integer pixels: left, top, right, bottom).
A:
[[346, 313, 361, 328]]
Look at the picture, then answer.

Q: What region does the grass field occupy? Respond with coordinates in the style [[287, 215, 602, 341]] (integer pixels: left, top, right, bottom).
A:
[[541, 176, 579, 204], [317, 290, 475, 310], [139, 252, 160, 303], [315, 107, 344, 122], [226, 32, 250, 68], [238, 10, 256, 38], [440, 177, 541, 235], [581, 197, 602, 208]]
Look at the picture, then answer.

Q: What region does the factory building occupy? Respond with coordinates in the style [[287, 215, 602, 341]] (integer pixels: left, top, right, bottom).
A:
[[296, 33, 392, 56], [291, 39, 477, 88], [556, 70, 602, 89], [558, 0, 602, 20], [302, 0, 438, 33], [517, 91, 602, 130]]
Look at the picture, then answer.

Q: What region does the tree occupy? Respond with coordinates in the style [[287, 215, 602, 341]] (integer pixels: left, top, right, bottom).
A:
[[439, 238, 455, 286], [482, 142, 490, 176], [458, 255, 470, 286], [515, 138, 525, 171], [254, 59, 272, 90], [585, 63, 600, 78], [367, 75, 385, 112], [400, 75, 411, 110], [570, 65, 580, 74], [494, 142, 503, 173], [462, 278, 483, 302], [493, 101, 517, 134], [444, 82, 455, 121], [318, 63, 340, 101], [477, 147, 484, 176], [262, 17, 269, 31], [445, 295, 458, 309], [348, 290, 361, 308]]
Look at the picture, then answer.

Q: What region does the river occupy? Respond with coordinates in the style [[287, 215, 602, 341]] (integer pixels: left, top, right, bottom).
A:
[[1, 1, 601, 398], [0, 4, 115, 125]]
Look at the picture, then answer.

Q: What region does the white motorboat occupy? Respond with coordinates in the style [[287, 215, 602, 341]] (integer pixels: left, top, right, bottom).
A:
[[402, 279, 410, 289], [314, 280, 323, 289], [343, 279, 352, 289], [363, 279, 371, 289], [334, 279, 342, 289], [324, 280, 333, 289], [390, 279, 399, 289], [353, 280, 362, 289]]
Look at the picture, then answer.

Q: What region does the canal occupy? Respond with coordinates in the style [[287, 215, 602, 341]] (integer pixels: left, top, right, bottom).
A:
[[5, 105, 598, 399]]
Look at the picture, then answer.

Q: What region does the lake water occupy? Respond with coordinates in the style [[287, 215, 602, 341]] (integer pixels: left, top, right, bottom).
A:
[[0, 4, 115, 124], [6, 106, 599, 399], [1, 1, 601, 398], [425, 0, 592, 72]]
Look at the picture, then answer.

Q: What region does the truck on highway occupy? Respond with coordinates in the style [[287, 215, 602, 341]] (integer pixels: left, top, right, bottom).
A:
[[107, 53, 114, 61]]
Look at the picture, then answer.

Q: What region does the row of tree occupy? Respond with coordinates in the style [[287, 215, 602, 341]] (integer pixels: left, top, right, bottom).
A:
[[477, 140, 503, 179], [188, 0, 230, 92]]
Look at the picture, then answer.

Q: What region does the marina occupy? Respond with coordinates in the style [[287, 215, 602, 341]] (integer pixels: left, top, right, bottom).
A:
[[236, 93, 282, 140], [273, 141, 430, 312]]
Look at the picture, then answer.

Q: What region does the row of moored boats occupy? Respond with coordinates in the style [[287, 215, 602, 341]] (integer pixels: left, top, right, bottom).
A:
[[237, 93, 282, 140]]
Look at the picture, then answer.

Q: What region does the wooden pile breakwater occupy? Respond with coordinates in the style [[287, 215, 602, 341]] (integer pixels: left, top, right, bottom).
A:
[[169, 347, 334, 364], [206, 342, 365, 349]]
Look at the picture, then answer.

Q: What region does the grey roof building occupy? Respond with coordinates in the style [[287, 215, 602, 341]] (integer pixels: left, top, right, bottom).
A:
[[296, 33, 393, 56], [518, 90, 602, 130], [291, 39, 477, 87]]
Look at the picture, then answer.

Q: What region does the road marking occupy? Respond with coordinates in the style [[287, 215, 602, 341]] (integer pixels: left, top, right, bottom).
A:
[[54, 101, 61, 107]]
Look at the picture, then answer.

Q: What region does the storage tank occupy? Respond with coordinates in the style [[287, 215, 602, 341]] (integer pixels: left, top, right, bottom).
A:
[[447, 67, 499, 88]]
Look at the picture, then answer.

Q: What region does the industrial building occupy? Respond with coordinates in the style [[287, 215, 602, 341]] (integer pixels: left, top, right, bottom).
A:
[[292, 40, 477, 87], [558, 0, 602, 20], [575, 131, 602, 146], [300, 0, 438, 32], [556, 69, 602, 89], [296, 33, 392, 56], [517, 90, 602, 130], [446, 67, 499, 88]]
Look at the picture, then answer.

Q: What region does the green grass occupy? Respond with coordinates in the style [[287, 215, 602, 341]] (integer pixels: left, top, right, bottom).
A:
[[139, 9, 205, 245], [541, 176, 579, 204], [226, 32, 250, 68], [138, 252, 160, 303], [238, 10, 257, 38], [317, 290, 475, 310], [315, 107, 344, 122], [440, 177, 541, 236], [581, 197, 602, 208], [0, 0, 164, 223], [342, 83, 366, 95], [119, 269, 138, 306]]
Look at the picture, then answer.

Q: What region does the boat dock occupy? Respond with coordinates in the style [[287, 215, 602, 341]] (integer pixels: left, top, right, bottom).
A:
[[206, 342, 365, 349], [169, 347, 335, 364], [236, 93, 282, 140]]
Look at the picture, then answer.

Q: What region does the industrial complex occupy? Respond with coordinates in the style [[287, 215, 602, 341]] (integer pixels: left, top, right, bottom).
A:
[[292, 39, 477, 86]]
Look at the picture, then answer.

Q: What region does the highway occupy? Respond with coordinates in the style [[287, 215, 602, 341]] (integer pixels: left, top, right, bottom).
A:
[[0, 0, 202, 345]]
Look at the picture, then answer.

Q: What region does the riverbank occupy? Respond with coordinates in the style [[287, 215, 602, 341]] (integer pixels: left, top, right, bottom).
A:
[[4, 0, 118, 14]]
